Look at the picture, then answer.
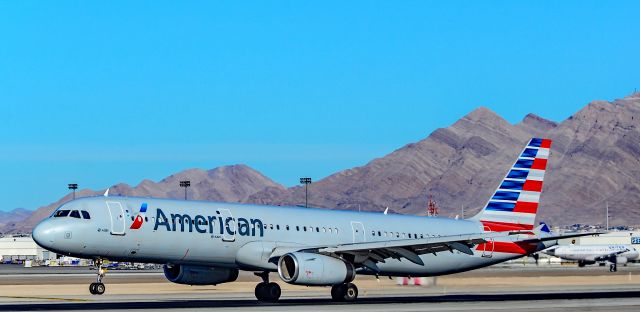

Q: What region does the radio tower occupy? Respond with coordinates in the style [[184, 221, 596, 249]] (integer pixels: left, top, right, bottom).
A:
[[427, 194, 439, 217]]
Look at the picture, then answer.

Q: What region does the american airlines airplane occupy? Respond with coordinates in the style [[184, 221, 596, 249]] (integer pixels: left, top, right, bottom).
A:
[[544, 244, 639, 272], [32, 138, 593, 302]]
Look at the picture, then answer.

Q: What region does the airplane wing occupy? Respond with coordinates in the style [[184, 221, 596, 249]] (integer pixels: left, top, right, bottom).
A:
[[518, 231, 604, 243], [277, 231, 522, 272]]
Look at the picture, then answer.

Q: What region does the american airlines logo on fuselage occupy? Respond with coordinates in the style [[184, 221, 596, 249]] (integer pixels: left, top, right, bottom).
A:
[[153, 208, 264, 237]]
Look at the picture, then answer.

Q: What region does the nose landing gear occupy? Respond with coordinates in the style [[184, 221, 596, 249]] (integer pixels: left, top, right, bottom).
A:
[[89, 259, 107, 295], [254, 271, 281, 302]]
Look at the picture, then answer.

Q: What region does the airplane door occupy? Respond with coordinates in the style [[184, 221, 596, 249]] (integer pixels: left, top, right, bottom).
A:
[[351, 221, 366, 243], [106, 201, 126, 235], [219, 209, 236, 242]]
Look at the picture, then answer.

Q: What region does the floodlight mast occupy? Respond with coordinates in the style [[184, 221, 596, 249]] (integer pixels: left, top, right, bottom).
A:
[[68, 183, 78, 200], [299, 177, 312, 208], [179, 180, 191, 200]]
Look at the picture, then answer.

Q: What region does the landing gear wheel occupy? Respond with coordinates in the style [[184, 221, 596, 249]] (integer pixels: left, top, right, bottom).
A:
[[89, 282, 105, 295], [331, 283, 358, 302], [265, 282, 281, 302], [94, 283, 105, 295], [255, 282, 281, 302], [331, 284, 346, 301], [255, 283, 267, 301], [89, 259, 107, 295]]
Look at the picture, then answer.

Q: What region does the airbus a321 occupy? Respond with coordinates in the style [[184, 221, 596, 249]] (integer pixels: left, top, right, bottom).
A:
[[32, 138, 593, 302], [544, 244, 638, 272]]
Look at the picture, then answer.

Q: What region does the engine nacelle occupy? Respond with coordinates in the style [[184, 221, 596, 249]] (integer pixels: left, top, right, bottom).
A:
[[277, 252, 355, 286], [163, 264, 239, 285], [615, 256, 628, 264]]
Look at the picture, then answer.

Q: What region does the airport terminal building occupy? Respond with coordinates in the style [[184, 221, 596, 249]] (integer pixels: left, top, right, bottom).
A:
[[560, 231, 640, 247], [0, 235, 56, 263]]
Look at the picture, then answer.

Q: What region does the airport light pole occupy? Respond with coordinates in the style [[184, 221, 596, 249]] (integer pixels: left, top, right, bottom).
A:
[[68, 183, 78, 199], [180, 180, 190, 200], [300, 177, 312, 208]]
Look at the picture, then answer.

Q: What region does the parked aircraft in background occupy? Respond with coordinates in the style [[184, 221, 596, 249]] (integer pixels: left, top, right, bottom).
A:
[[32, 138, 595, 302], [544, 244, 639, 272]]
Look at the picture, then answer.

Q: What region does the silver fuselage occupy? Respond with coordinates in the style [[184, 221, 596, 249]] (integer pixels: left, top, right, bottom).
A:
[[33, 196, 549, 277]]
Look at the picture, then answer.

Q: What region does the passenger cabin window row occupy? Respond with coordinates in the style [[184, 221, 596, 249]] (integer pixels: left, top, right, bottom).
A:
[[53, 210, 91, 219], [259, 224, 340, 234]]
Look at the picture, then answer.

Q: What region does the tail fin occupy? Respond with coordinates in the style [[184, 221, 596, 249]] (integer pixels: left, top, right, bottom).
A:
[[471, 138, 552, 232]]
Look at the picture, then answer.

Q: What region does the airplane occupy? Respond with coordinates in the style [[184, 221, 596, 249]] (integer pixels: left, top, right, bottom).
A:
[[32, 138, 595, 302], [543, 244, 639, 272]]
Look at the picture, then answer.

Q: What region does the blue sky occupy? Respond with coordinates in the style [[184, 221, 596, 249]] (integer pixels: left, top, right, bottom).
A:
[[1, 1, 638, 211]]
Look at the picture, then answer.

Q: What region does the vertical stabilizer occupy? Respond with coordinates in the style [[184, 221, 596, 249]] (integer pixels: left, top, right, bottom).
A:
[[470, 138, 552, 232]]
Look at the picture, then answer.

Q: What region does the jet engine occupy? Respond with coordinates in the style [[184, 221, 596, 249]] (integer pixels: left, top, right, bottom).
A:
[[615, 256, 628, 265], [277, 252, 355, 286], [163, 264, 239, 285]]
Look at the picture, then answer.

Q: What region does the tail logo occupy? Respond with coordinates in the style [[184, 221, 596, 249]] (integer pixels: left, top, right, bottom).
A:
[[477, 138, 552, 232], [130, 203, 148, 230]]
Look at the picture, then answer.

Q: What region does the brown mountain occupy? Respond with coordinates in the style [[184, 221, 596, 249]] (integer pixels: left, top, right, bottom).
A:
[[6, 93, 640, 232], [248, 93, 640, 226], [1, 165, 284, 233], [0, 208, 32, 231]]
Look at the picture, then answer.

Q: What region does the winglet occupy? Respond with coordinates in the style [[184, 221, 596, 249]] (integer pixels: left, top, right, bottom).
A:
[[103, 188, 109, 197]]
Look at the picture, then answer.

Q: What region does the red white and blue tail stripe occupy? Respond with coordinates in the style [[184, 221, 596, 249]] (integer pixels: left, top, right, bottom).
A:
[[471, 138, 552, 232]]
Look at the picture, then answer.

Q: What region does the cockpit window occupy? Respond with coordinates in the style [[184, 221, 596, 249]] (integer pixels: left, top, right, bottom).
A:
[[69, 210, 81, 219], [81, 210, 91, 219], [53, 210, 70, 217]]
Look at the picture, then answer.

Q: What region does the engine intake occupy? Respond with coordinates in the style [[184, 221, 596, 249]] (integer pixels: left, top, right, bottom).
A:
[[278, 252, 355, 286], [163, 264, 239, 285]]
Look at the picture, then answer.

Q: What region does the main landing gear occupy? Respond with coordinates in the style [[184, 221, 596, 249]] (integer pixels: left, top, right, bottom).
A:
[[89, 259, 106, 295], [254, 272, 281, 302], [331, 283, 358, 302]]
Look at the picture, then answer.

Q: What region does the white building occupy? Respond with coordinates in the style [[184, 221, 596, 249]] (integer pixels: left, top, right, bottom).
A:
[[0, 235, 57, 263], [559, 231, 640, 247]]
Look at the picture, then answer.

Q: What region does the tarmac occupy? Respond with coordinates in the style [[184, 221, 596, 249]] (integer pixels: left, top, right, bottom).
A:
[[1, 263, 640, 311]]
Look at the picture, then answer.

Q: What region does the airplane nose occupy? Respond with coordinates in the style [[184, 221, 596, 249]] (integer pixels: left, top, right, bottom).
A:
[[32, 220, 56, 250]]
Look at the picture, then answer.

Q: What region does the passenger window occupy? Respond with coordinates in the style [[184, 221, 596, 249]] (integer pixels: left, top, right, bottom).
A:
[[131, 216, 135, 221], [286, 225, 290, 231], [303, 226, 307, 232], [270, 224, 274, 230], [408, 233, 412, 238], [296, 226, 300, 231], [54, 210, 70, 217], [378, 231, 381, 236], [276, 225, 280, 230], [69, 210, 81, 219], [145, 217, 148, 222], [316, 227, 319, 232], [81, 211, 91, 219]]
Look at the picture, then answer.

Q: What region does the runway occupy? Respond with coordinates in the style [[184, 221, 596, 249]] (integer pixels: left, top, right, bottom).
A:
[[2, 264, 640, 311], [1, 291, 640, 312]]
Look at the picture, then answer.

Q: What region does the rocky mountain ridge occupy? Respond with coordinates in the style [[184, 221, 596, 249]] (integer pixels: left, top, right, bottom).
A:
[[4, 93, 640, 233]]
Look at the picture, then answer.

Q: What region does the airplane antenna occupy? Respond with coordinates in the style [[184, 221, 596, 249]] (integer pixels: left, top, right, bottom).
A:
[[383, 207, 389, 215], [103, 188, 109, 197]]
